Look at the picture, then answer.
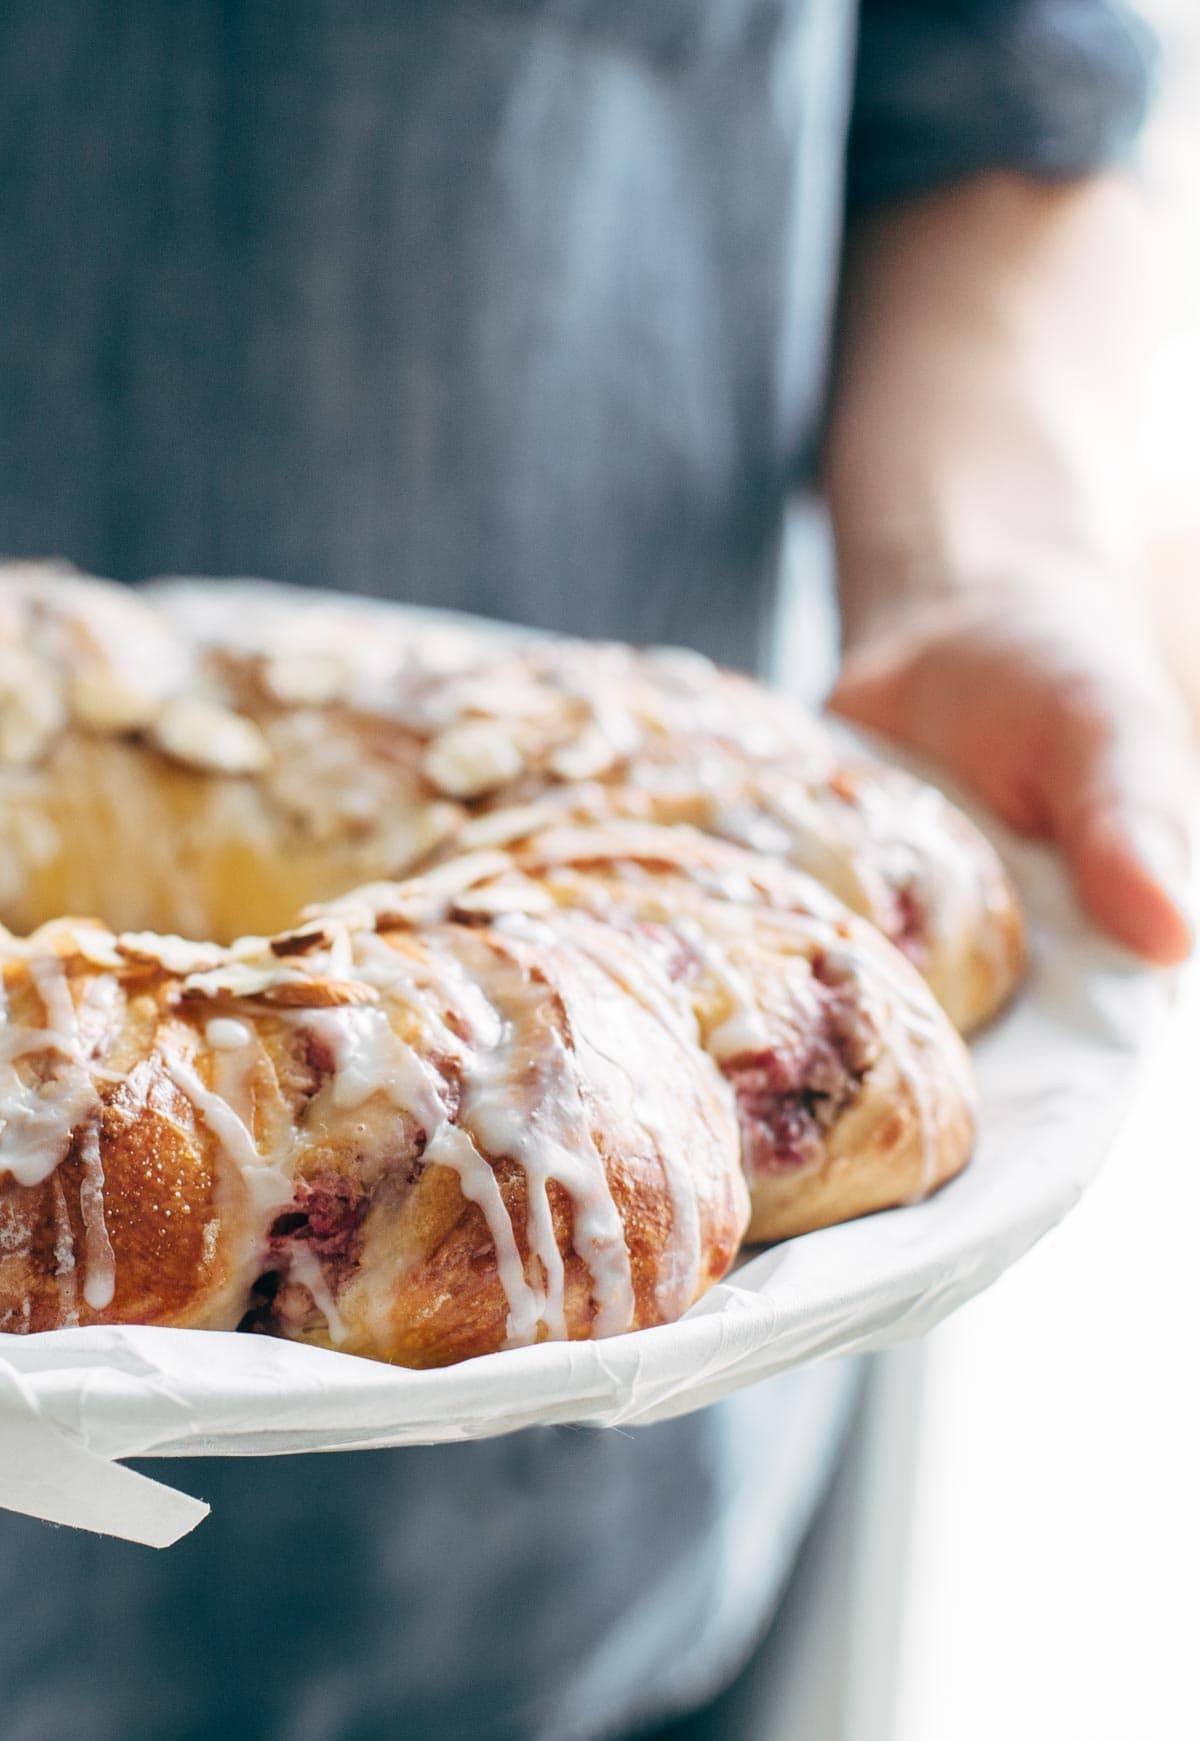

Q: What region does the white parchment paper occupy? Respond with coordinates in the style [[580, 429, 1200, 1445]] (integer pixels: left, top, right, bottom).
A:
[[0, 825, 1173, 1548]]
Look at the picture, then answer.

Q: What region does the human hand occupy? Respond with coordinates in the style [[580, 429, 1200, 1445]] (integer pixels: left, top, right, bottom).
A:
[[831, 598, 1196, 965]]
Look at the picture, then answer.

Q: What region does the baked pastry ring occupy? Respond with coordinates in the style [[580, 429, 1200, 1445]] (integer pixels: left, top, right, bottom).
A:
[[0, 564, 1013, 1364]]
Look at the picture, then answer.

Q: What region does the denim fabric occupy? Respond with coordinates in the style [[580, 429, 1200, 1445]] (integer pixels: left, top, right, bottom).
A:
[[849, 0, 1156, 210], [0, 4, 1151, 665], [0, 1366, 861, 1741]]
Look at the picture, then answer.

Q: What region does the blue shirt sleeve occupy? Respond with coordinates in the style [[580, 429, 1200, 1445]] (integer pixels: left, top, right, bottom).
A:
[[848, 0, 1159, 212]]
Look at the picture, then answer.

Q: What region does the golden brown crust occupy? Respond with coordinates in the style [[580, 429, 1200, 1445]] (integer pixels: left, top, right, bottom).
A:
[[742, 1035, 975, 1241], [0, 949, 280, 1335]]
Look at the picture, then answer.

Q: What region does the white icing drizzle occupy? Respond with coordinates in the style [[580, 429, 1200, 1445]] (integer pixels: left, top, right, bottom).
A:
[[205, 1017, 254, 1051], [164, 1055, 259, 1170], [706, 1007, 773, 1064], [163, 1054, 292, 1218], [671, 915, 773, 1063], [205, 1019, 257, 1130], [423, 1122, 542, 1347], [304, 999, 543, 1349], [831, 775, 996, 983], [450, 928, 637, 1341], [287, 1241, 349, 1346], [31, 953, 79, 1039], [321, 918, 356, 983], [308, 1004, 445, 1121], [298, 922, 640, 1348], [555, 922, 704, 1320], [745, 780, 881, 919], [77, 1116, 117, 1311], [0, 954, 101, 1189], [455, 1009, 568, 1343]]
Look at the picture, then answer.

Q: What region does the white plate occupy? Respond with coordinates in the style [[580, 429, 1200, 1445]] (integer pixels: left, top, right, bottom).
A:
[[0, 593, 1174, 1546]]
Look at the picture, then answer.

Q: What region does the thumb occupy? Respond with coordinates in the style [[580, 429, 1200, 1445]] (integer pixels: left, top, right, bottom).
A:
[[828, 641, 916, 738], [1037, 683, 1195, 965], [832, 629, 1197, 965], [1058, 804, 1193, 966]]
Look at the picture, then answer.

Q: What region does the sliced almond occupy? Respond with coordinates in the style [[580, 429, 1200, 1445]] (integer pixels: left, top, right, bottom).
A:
[[451, 880, 555, 919], [386, 798, 465, 866], [314, 852, 516, 930], [65, 926, 127, 971], [0, 648, 65, 767], [178, 961, 378, 1008], [451, 799, 567, 851], [640, 645, 715, 691], [422, 721, 524, 799], [262, 652, 346, 707], [177, 963, 292, 1003], [254, 978, 379, 1009], [228, 933, 275, 962], [451, 675, 563, 722], [69, 670, 160, 735], [118, 932, 228, 975], [152, 697, 272, 776], [269, 926, 331, 958], [295, 896, 376, 937], [548, 723, 621, 782]]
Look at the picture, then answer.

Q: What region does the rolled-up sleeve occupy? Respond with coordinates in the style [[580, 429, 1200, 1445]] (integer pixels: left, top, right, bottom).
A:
[[848, 0, 1158, 212]]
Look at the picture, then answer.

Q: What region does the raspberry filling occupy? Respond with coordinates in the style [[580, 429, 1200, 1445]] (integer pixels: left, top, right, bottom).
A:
[[723, 961, 878, 1179], [242, 1172, 374, 1337], [892, 882, 928, 965], [251, 1037, 456, 1336], [268, 1173, 370, 1276]]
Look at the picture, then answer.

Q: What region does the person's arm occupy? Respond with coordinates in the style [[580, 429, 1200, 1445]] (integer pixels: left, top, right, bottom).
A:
[[826, 170, 1195, 963]]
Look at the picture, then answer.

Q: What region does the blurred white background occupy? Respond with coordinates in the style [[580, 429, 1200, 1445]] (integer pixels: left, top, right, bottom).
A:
[[892, 7, 1200, 1737], [893, 972, 1200, 1741]]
